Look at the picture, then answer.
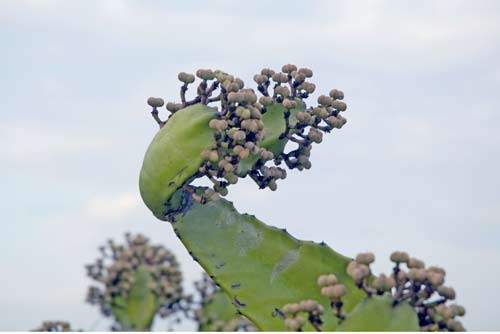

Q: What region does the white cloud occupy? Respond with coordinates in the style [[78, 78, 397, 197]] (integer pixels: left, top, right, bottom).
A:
[[0, 123, 113, 163], [3, 0, 499, 73], [86, 192, 142, 221]]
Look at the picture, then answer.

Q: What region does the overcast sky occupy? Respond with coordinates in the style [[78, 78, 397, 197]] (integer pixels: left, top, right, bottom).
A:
[[1, 0, 499, 331]]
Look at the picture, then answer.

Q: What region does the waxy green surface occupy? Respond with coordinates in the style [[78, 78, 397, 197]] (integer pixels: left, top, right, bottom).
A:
[[337, 295, 419, 331], [173, 194, 365, 331]]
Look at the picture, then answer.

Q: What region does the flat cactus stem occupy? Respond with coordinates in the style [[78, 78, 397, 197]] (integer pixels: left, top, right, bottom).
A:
[[172, 191, 365, 331], [139, 102, 303, 221], [337, 295, 419, 331], [110, 267, 159, 331]]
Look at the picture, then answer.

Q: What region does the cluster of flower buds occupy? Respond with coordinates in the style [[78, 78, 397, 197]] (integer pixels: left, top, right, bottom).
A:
[[282, 299, 324, 331], [318, 273, 347, 321], [347, 251, 466, 331], [85, 233, 184, 324], [31, 321, 73, 332], [193, 274, 256, 331], [147, 64, 348, 200]]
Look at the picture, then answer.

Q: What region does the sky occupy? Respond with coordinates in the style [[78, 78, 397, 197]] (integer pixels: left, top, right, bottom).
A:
[[1, 0, 499, 331]]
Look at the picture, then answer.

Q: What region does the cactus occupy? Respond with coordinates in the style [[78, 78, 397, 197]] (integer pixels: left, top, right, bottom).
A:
[[336, 295, 419, 331], [139, 65, 466, 331], [31, 321, 74, 332], [140, 66, 346, 221], [193, 274, 257, 332], [85, 233, 188, 331], [280, 252, 465, 331]]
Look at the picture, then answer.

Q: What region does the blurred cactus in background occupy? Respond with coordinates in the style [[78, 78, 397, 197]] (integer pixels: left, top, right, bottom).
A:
[[31, 321, 74, 332], [34, 232, 259, 332], [193, 274, 256, 332], [85, 233, 188, 331]]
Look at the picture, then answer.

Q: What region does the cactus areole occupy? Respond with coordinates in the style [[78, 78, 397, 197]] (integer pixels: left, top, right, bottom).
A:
[[139, 66, 348, 220]]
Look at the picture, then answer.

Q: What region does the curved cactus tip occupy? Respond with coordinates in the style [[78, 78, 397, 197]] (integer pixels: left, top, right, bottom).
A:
[[85, 232, 185, 331], [139, 64, 349, 221]]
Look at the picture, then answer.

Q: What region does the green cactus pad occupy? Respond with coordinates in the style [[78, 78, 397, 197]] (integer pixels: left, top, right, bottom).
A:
[[110, 267, 159, 331], [337, 295, 419, 331], [237, 100, 303, 175], [172, 191, 365, 331], [139, 102, 303, 220]]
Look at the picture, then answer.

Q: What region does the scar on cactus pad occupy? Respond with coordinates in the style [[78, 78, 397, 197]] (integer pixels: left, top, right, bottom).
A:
[[139, 65, 466, 331], [140, 64, 346, 220]]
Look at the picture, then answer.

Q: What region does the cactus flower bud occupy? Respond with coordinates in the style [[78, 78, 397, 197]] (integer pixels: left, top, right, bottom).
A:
[[317, 275, 329, 287], [408, 268, 427, 282], [268, 180, 277, 191], [253, 74, 268, 85], [317, 95, 332, 107], [299, 299, 319, 312], [208, 150, 219, 163], [331, 100, 347, 111], [196, 69, 215, 80], [259, 96, 273, 106], [447, 319, 465, 332], [300, 82, 316, 94], [355, 252, 375, 265], [427, 266, 446, 276], [329, 89, 344, 100], [272, 72, 289, 84], [282, 303, 300, 315], [178, 72, 195, 84], [437, 286, 456, 300], [147, 97, 165, 108], [293, 72, 306, 84], [450, 304, 466, 317], [260, 68, 275, 77], [408, 258, 425, 269], [281, 64, 297, 74], [298, 68, 313, 78], [308, 128, 323, 143], [227, 92, 242, 103], [390, 251, 410, 264], [427, 271, 445, 287], [282, 99, 297, 109], [284, 318, 301, 331]]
